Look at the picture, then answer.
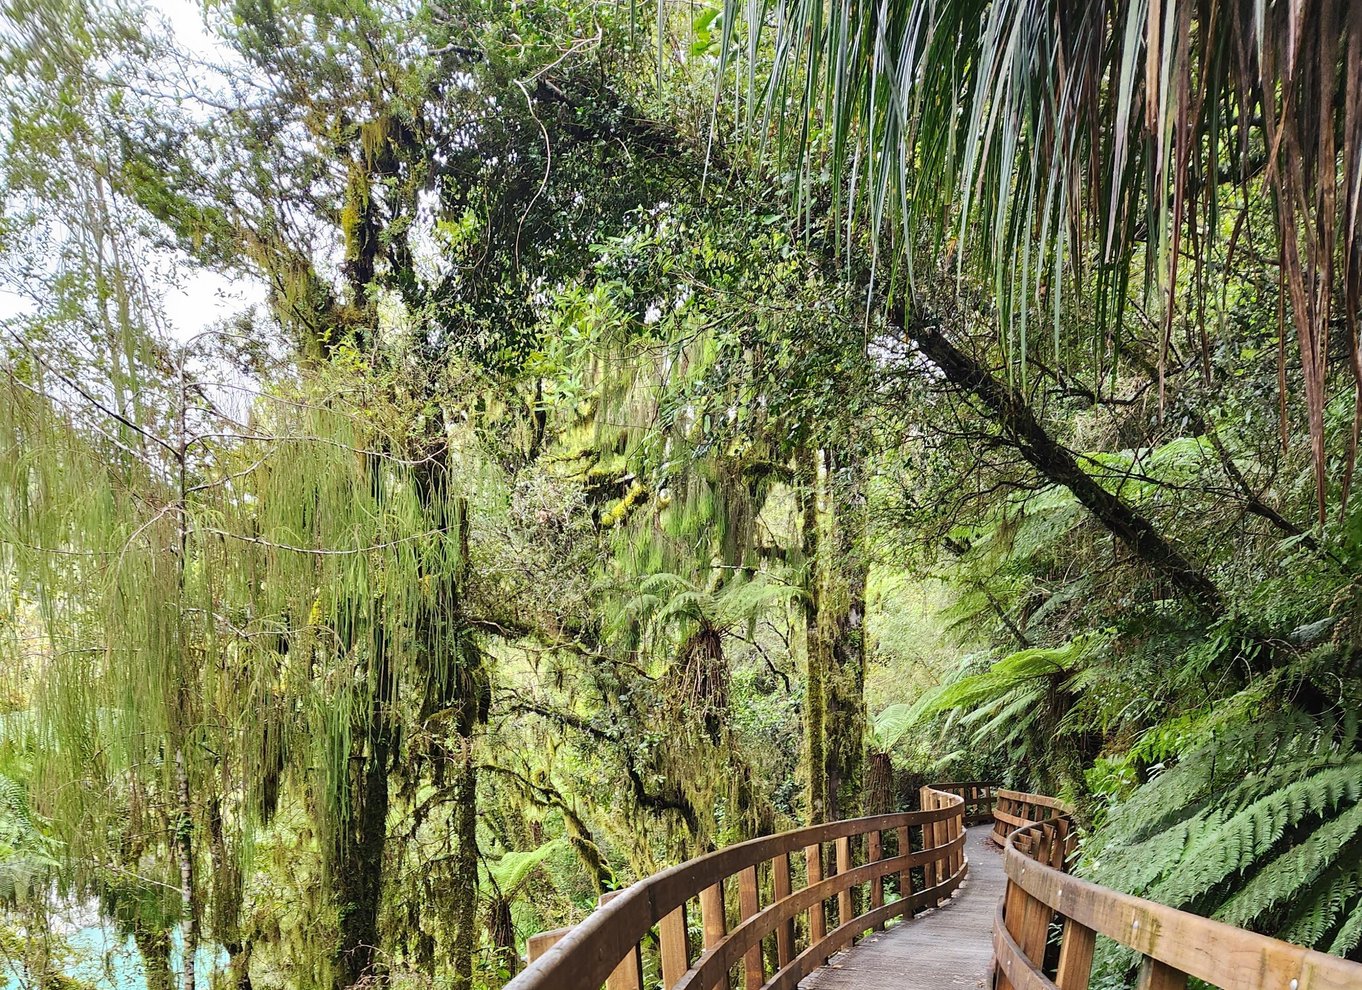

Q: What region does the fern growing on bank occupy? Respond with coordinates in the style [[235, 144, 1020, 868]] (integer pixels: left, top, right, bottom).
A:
[[0, 770, 57, 903], [1085, 704, 1362, 962]]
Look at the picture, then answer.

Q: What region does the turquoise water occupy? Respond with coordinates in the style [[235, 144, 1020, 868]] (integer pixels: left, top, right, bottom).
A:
[[3, 924, 226, 990]]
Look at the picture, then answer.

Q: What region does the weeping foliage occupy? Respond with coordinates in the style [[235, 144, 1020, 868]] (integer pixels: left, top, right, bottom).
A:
[[0, 342, 483, 986], [875, 633, 1110, 779], [718, 0, 1362, 517]]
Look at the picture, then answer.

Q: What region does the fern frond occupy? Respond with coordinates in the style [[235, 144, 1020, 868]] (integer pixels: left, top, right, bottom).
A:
[[1214, 803, 1362, 928], [1152, 761, 1362, 907], [1329, 897, 1362, 957], [1277, 867, 1362, 947]]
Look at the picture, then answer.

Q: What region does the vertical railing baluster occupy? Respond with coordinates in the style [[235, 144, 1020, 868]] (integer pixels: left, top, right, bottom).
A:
[[805, 843, 826, 948], [1136, 956, 1188, 990], [598, 891, 642, 990], [1017, 889, 1051, 980], [659, 903, 689, 990], [1052, 817, 1070, 870], [738, 866, 763, 990], [526, 929, 567, 965], [771, 852, 794, 969], [700, 881, 726, 990], [897, 824, 913, 915], [868, 827, 884, 929], [835, 835, 853, 931], [932, 805, 946, 894], [948, 804, 961, 877], [1055, 918, 1096, 990]]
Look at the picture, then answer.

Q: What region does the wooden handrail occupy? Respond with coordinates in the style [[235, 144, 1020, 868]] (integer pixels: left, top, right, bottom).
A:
[[992, 793, 1362, 990], [926, 781, 998, 826], [511, 784, 969, 990], [990, 789, 1071, 848]]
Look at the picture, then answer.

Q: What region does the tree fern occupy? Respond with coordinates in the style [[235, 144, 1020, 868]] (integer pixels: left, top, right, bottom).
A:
[[1330, 900, 1362, 957], [1212, 798, 1362, 928], [1088, 708, 1362, 962], [1277, 867, 1362, 949]]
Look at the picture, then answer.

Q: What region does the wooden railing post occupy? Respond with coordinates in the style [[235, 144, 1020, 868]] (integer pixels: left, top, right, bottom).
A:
[[835, 835, 853, 930], [949, 806, 962, 876], [1137, 956, 1188, 990], [918, 788, 937, 892], [897, 824, 914, 910], [933, 807, 947, 895], [658, 904, 689, 990], [597, 892, 642, 990], [526, 928, 568, 965], [771, 852, 794, 969], [738, 865, 763, 990], [868, 828, 884, 929], [805, 842, 826, 946], [700, 881, 727, 990], [1054, 918, 1096, 990]]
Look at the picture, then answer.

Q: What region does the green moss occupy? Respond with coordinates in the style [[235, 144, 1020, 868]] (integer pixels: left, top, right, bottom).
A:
[[600, 481, 648, 528]]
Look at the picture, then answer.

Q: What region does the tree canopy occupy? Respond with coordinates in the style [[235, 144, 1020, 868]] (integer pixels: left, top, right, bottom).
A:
[[1, 2, 1361, 989]]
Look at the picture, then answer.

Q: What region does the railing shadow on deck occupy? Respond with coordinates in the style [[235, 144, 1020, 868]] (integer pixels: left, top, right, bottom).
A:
[[508, 783, 969, 990]]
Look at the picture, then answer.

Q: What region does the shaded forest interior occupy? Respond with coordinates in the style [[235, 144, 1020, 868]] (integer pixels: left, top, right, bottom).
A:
[[2, 2, 1362, 989]]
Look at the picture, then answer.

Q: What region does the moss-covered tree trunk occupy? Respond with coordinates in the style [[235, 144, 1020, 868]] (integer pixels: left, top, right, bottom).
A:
[[333, 624, 394, 990], [864, 751, 894, 816], [820, 446, 867, 822], [901, 308, 1221, 612], [796, 445, 828, 825], [450, 737, 479, 990], [132, 923, 175, 990], [207, 793, 252, 990]]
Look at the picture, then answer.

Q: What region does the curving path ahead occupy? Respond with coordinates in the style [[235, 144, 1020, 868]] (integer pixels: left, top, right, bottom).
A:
[[801, 826, 1002, 990], [513, 785, 1362, 990]]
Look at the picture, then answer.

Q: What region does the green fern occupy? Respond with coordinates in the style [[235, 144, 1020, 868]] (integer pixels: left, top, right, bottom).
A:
[[876, 634, 1109, 760], [1277, 867, 1362, 948], [1212, 796, 1362, 927], [1087, 708, 1362, 963], [1330, 900, 1362, 956], [0, 771, 57, 902]]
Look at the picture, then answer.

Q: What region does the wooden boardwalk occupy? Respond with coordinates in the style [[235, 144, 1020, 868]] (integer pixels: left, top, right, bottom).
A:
[[514, 784, 1362, 990], [801, 826, 1003, 990]]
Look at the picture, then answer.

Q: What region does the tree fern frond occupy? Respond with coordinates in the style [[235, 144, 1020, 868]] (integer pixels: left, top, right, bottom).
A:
[[1329, 896, 1362, 957], [1277, 867, 1362, 948], [1214, 804, 1362, 929]]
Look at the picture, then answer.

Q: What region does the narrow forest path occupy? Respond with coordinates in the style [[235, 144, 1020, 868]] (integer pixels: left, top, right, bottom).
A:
[[801, 826, 1003, 990]]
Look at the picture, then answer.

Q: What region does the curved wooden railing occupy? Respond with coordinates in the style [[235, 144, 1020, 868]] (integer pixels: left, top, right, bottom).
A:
[[510, 784, 968, 990], [992, 792, 1362, 990], [515, 782, 1362, 990], [927, 781, 998, 826], [990, 789, 1071, 848]]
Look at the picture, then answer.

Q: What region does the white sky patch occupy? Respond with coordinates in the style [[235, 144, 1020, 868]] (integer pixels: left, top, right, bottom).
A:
[[143, 0, 272, 341], [148, 0, 221, 54], [161, 267, 269, 339]]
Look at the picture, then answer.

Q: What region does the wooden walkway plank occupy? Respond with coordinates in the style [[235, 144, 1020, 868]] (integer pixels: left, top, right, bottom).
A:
[[799, 826, 1003, 990]]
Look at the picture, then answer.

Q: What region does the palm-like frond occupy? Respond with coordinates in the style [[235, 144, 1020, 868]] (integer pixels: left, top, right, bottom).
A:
[[874, 633, 1107, 751], [481, 839, 567, 900], [720, 0, 1362, 517]]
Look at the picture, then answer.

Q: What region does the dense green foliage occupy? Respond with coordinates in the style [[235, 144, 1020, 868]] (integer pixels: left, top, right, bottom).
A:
[[1, 2, 1361, 989]]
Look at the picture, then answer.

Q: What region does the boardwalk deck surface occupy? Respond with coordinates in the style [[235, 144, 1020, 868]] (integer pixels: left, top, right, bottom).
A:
[[801, 826, 1003, 990]]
